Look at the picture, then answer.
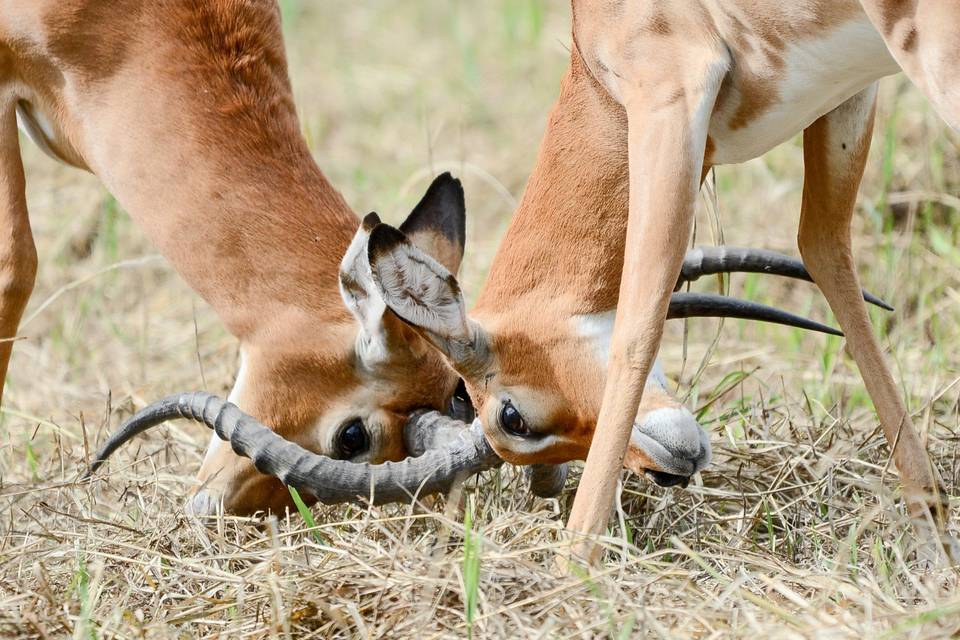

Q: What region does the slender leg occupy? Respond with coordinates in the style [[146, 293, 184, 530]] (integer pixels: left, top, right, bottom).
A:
[[798, 85, 950, 554], [0, 101, 38, 406], [565, 53, 728, 563]]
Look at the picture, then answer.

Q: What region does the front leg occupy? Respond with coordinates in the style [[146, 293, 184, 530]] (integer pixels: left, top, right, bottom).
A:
[[0, 101, 38, 407], [566, 53, 728, 563]]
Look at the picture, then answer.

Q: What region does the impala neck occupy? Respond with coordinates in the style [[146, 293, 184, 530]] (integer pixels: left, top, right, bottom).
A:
[[474, 47, 629, 318], [56, 3, 359, 350]]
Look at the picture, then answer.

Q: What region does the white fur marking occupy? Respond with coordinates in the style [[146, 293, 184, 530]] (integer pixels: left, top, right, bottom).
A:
[[630, 406, 712, 475], [202, 349, 248, 464], [339, 225, 387, 336], [711, 20, 899, 164], [186, 490, 222, 516], [573, 310, 668, 389]]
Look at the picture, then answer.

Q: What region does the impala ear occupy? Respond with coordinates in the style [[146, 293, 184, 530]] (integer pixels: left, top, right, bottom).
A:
[[339, 212, 387, 337], [399, 173, 466, 275], [339, 212, 416, 367], [367, 222, 489, 374]]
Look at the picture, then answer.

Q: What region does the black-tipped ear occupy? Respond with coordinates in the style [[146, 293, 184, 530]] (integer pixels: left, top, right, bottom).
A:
[[367, 222, 411, 266], [399, 172, 466, 274], [362, 211, 382, 231]]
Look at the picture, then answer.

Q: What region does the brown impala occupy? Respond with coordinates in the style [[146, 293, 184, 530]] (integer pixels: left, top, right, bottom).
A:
[[361, 0, 958, 562], [2, 0, 499, 513], [82, 2, 889, 520]]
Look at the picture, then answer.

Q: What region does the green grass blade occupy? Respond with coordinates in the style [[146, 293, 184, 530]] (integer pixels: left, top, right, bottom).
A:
[[288, 486, 324, 544]]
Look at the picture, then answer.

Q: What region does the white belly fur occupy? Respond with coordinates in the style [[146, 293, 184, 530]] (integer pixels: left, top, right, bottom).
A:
[[710, 19, 900, 165]]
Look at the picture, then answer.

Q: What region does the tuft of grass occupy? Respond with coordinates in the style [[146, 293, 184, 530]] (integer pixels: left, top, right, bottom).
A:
[[24, 437, 39, 481], [72, 551, 100, 640]]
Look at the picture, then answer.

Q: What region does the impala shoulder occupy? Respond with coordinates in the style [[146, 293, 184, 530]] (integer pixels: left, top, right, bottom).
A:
[[573, 1, 730, 106]]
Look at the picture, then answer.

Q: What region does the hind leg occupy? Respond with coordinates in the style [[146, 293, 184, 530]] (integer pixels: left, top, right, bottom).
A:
[[0, 101, 38, 406], [798, 85, 950, 556]]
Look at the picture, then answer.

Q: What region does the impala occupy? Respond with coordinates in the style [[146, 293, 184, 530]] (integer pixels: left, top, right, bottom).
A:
[[2, 0, 498, 514], [356, 1, 957, 561]]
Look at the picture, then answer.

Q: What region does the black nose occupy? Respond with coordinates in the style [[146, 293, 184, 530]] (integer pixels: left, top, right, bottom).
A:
[[646, 470, 691, 488]]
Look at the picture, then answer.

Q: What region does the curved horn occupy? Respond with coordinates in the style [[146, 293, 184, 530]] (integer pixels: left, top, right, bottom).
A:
[[406, 419, 567, 498], [524, 463, 569, 498], [85, 392, 501, 505], [679, 246, 893, 311], [667, 292, 843, 336]]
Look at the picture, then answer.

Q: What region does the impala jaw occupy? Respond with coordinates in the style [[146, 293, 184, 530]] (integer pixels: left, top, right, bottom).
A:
[[625, 406, 711, 487]]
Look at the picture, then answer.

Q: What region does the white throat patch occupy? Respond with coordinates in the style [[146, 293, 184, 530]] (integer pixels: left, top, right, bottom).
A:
[[572, 310, 668, 390], [202, 348, 249, 464]]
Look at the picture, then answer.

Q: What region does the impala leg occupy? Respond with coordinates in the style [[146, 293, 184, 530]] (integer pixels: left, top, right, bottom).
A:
[[798, 85, 950, 555], [0, 102, 38, 407], [565, 55, 727, 564]]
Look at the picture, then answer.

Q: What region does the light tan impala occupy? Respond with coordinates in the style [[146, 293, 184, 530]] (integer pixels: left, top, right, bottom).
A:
[[1, 0, 501, 514], [72, 1, 863, 510], [357, 0, 957, 561]]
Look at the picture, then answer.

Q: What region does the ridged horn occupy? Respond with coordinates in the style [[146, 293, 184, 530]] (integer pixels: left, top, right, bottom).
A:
[[84, 392, 501, 505]]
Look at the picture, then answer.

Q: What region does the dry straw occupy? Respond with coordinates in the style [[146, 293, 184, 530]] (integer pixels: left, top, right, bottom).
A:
[[2, 3, 959, 638]]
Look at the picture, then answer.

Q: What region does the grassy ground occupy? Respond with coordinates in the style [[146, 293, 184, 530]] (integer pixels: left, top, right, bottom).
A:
[[3, 2, 960, 637]]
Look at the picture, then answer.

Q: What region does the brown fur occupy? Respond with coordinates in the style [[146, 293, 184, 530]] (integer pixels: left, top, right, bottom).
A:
[[860, 1, 960, 128], [0, 0, 461, 514], [475, 47, 628, 316], [438, 0, 960, 560]]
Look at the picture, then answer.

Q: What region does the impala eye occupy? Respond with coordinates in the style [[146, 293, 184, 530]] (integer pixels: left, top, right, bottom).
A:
[[499, 400, 529, 437], [336, 419, 369, 459]]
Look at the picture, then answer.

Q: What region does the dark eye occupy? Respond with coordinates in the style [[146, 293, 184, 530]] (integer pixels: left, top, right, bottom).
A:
[[499, 400, 529, 436], [336, 419, 369, 459]]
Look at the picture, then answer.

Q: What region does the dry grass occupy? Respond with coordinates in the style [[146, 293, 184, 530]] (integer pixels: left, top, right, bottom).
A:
[[3, 2, 960, 638]]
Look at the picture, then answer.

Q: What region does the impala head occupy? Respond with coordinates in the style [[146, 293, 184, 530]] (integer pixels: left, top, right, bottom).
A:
[[361, 218, 707, 486], [333, 172, 475, 454], [362, 215, 860, 488], [190, 174, 474, 513]]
